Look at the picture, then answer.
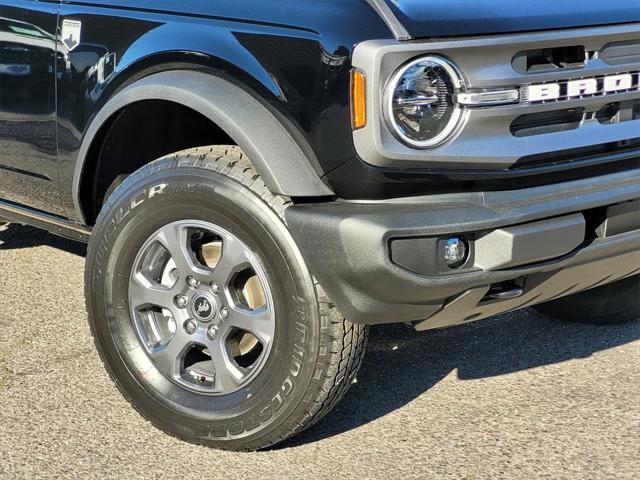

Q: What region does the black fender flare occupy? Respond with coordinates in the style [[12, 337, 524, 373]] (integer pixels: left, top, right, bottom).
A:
[[72, 70, 333, 222]]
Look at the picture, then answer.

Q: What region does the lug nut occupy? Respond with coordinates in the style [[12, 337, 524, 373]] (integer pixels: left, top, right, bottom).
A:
[[207, 325, 219, 339], [184, 319, 198, 335], [220, 307, 229, 320], [209, 282, 219, 294], [187, 276, 200, 288], [175, 294, 189, 308]]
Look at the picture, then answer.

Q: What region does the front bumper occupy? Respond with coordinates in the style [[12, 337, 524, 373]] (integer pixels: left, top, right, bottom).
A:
[[285, 168, 640, 328]]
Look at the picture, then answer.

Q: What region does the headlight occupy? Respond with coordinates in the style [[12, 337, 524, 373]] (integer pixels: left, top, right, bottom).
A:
[[384, 55, 464, 148]]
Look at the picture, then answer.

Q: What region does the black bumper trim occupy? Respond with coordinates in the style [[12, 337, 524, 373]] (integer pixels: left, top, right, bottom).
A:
[[285, 169, 640, 325]]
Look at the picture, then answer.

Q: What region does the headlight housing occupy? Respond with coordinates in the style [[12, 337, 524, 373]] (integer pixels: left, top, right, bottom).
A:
[[384, 55, 464, 148]]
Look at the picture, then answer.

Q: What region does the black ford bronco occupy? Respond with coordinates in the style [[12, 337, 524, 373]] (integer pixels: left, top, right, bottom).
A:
[[1, 0, 639, 450]]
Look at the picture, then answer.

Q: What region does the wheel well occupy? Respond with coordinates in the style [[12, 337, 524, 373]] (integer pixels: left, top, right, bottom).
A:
[[79, 100, 235, 225]]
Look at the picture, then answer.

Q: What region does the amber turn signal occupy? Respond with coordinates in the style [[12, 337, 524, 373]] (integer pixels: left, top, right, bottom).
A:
[[350, 69, 366, 130]]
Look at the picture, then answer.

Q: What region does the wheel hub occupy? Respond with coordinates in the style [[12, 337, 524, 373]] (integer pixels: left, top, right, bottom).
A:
[[191, 292, 217, 322]]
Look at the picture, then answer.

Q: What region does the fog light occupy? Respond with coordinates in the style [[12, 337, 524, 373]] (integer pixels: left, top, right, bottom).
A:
[[444, 237, 468, 268]]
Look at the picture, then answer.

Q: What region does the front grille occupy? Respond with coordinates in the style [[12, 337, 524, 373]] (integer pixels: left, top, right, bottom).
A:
[[487, 27, 640, 182], [353, 22, 640, 194]]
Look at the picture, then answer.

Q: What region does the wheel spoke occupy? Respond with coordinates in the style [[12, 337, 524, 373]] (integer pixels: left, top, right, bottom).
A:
[[155, 223, 210, 279], [129, 272, 176, 309], [207, 338, 244, 392], [226, 306, 273, 345], [211, 234, 250, 286], [149, 330, 192, 380]]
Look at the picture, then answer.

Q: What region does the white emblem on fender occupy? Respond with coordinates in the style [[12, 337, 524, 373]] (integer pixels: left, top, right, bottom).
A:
[[61, 19, 82, 52]]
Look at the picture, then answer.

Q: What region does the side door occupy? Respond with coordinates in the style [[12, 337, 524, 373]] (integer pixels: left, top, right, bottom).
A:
[[0, 1, 64, 215]]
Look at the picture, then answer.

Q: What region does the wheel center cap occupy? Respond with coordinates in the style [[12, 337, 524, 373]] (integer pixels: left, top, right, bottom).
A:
[[191, 293, 216, 322]]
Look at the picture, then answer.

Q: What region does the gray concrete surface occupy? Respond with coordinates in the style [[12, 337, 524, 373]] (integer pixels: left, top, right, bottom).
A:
[[0, 223, 638, 479]]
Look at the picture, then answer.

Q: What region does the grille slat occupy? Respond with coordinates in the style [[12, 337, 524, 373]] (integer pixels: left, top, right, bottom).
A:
[[512, 138, 640, 171], [510, 108, 585, 137]]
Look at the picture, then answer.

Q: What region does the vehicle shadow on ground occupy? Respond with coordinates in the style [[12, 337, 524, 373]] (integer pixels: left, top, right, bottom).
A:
[[2, 224, 638, 450], [0, 223, 87, 256], [280, 303, 640, 449]]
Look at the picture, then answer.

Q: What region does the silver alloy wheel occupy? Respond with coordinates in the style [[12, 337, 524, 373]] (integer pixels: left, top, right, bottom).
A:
[[129, 220, 275, 395]]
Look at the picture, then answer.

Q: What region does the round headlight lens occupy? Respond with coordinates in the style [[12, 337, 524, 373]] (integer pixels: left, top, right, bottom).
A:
[[385, 56, 463, 148]]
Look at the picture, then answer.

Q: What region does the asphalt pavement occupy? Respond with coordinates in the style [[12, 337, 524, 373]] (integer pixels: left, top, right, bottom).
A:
[[0, 223, 638, 479]]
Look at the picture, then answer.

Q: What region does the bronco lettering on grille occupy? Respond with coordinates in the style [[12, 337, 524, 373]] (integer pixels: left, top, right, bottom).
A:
[[526, 71, 640, 103]]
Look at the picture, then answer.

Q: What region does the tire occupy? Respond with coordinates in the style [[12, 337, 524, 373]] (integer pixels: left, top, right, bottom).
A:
[[85, 145, 367, 451], [534, 274, 640, 325]]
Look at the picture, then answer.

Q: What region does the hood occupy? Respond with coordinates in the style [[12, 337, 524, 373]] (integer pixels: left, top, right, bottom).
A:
[[384, 0, 640, 38]]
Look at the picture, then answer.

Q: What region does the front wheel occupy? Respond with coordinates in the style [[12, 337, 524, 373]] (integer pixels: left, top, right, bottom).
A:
[[85, 146, 367, 450], [534, 275, 640, 325]]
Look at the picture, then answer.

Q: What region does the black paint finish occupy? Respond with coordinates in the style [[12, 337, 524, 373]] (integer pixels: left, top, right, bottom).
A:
[[54, 0, 391, 219], [0, 0, 393, 221], [0, 1, 64, 214], [385, 0, 640, 38]]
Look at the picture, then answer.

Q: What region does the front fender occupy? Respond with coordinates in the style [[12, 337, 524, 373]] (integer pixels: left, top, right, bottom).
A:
[[56, 2, 393, 222], [70, 69, 333, 223]]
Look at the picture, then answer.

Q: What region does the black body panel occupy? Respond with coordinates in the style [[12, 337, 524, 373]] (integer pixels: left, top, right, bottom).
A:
[[0, 1, 64, 214]]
